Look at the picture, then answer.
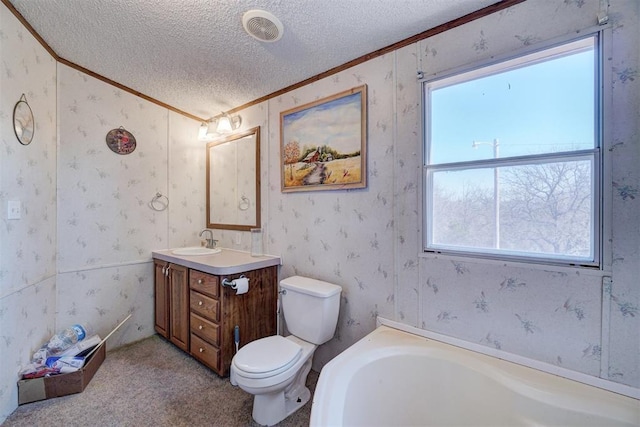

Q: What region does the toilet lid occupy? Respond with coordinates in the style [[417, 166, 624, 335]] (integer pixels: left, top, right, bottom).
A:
[[234, 335, 302, 377]]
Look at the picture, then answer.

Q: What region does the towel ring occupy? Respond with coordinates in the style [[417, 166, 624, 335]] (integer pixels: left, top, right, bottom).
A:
[[149, 192, 169, 211], [238, 196, 250, 211]]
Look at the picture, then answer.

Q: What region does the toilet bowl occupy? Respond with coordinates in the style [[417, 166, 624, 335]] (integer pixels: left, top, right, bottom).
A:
[[230, 276, 341, 426], [231, 335, 316, 425]]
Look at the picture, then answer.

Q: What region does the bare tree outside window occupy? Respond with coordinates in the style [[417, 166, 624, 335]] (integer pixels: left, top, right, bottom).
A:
[[500, 161, 592, 257], [423, 35, 599, 265]]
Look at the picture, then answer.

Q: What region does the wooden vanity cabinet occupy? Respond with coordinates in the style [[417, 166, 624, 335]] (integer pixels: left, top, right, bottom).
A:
[[154, 260, 170, 337], [154, 257, 278, 377], [189, 270, 221, 372], [153, 260, 189, 352], [189, 266, 278, 376]]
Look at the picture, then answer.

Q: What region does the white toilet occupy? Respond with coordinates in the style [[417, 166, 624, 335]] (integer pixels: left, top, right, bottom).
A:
[[230, 275, 341, 426]]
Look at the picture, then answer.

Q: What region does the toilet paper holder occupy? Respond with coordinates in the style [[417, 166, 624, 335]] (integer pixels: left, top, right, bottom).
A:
[[222, 275, 248, 289]]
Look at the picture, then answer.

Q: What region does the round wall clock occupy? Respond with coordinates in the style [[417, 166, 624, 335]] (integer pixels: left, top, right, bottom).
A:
[[13, 94, 34, 145], [106, 127, 137, 155]]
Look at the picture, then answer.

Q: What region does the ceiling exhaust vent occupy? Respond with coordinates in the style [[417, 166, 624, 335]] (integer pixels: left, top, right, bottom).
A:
[[242, 10, 283, 43]]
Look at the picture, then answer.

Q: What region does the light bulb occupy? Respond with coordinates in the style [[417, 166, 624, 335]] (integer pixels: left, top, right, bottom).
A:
[[198, 122, 208, 140], [216, 115, 233, 134]]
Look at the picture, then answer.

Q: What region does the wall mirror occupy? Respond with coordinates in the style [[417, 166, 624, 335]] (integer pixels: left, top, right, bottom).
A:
[[13, 94, 34, 145], [206, 126, 260, 231]]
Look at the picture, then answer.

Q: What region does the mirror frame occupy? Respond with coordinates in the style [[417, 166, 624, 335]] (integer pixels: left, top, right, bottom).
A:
[[206, 126, 261, 231], [13, 97, 35, 145]]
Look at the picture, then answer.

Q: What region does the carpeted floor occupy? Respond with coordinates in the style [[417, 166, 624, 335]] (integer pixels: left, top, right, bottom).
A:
[[4, 335, 317, 427]]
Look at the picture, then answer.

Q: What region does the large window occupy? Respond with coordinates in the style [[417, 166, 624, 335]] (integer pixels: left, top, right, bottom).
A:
[[423, 35, 601, 266]]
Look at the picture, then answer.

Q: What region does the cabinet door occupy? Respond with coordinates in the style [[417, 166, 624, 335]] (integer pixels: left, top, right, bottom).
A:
[[154, 260, 169, 338], [169, 263, 190, 352]]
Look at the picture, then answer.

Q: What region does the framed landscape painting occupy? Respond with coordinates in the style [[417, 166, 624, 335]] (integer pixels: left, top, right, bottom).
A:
[[280, 85, 367, 192]]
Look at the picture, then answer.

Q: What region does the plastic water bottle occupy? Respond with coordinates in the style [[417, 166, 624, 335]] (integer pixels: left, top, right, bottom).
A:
[[46, 324, 91, 356]]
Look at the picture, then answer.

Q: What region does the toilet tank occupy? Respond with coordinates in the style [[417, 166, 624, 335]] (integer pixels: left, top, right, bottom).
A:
[[280, 276, 341, 345]]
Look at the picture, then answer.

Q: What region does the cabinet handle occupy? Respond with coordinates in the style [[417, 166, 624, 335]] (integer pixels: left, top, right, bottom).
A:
[[198, 301, 203, 306], [199, 347, 204, 353], [165, 266, 170, 277], [198, 325, 203, 330]]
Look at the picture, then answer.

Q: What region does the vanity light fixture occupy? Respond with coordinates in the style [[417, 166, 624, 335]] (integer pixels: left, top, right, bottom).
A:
[[215, 113, 235, 134], [198, 112, 242, 140], [198, 122, 209, 139]]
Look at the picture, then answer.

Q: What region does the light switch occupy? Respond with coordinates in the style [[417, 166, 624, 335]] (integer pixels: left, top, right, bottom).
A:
[[8, 200, 21, 220], [235, 233, 242, 245]]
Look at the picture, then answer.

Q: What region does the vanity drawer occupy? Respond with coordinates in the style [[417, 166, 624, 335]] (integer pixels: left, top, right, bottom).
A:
[[190, 270, 219, 298], [190, 290, 219, 321], [190, 312, 219, 346], [190, 333, 220, 373]]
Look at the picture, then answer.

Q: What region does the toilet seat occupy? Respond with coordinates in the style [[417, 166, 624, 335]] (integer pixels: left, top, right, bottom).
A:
[[233, 335, 302, 379]]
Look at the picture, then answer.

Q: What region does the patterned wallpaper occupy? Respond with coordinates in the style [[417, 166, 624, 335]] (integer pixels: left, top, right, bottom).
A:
[[56, 63, 166, 347], [266, 54, 398, 367], [0, 3, 204, 419], [0, 9, 57, 298], [55, 65, 207, 348], [57, 65, 170, 272], [0, 5, 58, 420], [413, 0, 640, 389], [1, 0, 638, 422], [167, 112, 207, 248], [247, 0, 639, 388], [604, 0, 640, 387]]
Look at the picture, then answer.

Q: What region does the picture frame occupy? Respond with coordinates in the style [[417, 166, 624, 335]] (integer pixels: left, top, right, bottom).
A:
[[280, 85, 367, 192], [105, 126, 137, 155]]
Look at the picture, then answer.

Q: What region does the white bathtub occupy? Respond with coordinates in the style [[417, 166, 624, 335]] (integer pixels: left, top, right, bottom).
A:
[[310, 324, 639, 427]]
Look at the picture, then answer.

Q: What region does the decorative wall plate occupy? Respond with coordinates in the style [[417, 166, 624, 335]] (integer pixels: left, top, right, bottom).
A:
[[13, 94, 34, 145], [106, 127, 136, 155]]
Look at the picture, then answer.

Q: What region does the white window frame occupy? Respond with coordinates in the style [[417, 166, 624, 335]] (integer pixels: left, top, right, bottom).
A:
[[421, 31, 606, 269]]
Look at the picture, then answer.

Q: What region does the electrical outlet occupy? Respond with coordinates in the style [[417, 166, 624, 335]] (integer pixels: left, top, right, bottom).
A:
[[235, 233, 242, 245], [8, 200, 21, 220]]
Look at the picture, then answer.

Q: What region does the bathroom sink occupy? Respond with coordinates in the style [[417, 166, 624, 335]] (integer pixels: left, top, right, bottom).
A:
[[172, 246, 221, 256]]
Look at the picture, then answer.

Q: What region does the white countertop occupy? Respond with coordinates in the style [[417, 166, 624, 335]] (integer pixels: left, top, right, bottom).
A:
[[152, 248, 281, 275]]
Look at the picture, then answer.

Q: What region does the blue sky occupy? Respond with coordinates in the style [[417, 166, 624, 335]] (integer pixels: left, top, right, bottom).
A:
[[282, 91, 363, 154], [428, 43, 595, 165]]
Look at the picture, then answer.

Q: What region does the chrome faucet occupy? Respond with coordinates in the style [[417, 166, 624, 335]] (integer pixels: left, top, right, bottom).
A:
[[199, 229, 217, 249]]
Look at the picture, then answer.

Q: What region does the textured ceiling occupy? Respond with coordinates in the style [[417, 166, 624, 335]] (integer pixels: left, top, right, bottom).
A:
[[8, 0, 498, 120]]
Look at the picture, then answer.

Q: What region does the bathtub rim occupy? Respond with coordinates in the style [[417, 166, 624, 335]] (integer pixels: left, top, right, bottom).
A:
[[310, 319, 639, 427], [376, 317, 640, 400]]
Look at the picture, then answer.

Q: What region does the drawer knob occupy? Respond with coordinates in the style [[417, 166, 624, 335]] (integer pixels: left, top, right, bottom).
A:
[[198, 279, 203, 284], [198, 301, 203, 306], [198, 325, 203, 330], [199, 347, 204, 353]]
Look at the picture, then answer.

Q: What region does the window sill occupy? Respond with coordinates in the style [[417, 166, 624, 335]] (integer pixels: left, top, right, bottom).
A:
[[419, 250, 611, 277]]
